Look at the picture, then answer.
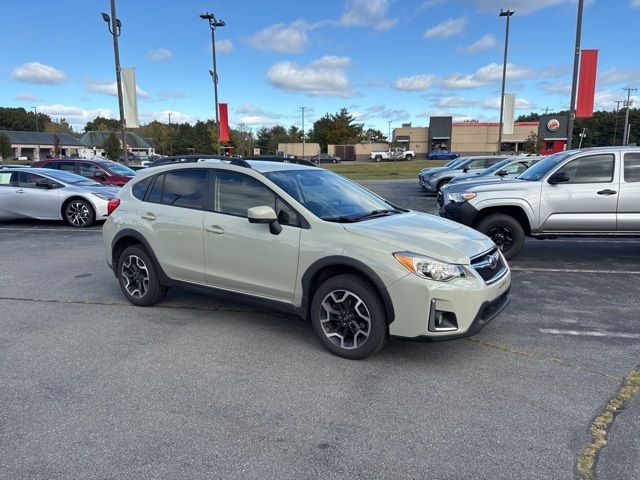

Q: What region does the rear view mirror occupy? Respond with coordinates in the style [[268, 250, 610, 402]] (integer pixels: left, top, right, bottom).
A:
[[548, 171, 570, 185], [247, 206, 282, 235]]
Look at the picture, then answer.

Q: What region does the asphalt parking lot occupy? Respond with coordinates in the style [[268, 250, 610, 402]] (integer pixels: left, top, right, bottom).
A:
[[1, 179, 639, 479]]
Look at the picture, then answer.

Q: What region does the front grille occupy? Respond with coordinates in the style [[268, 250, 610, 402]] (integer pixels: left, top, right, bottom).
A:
[[471, 248, 507, 284], [437, 191, 444, 207]]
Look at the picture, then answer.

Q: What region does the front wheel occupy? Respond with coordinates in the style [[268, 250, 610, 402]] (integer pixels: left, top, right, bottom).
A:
[[477, 213, 525, 260], [405, 154, 413, 161], [374, 155, 382, 162], [310, 274, 388, 359]]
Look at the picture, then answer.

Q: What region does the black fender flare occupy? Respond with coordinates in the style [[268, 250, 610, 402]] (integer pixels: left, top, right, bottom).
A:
[[110, 229, 171, 284]]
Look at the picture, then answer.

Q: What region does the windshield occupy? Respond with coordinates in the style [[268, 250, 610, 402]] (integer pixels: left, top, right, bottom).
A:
[[517, 152, 574, 181], [41, 169, 102, 187], [484, 158, 514, 175], [103, 161, 135, 176], [265, 169, 401, 222]]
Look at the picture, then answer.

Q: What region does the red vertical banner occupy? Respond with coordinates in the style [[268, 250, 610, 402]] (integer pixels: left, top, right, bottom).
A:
[[576, 49, 598, 118], [218, 103, 230, 142]]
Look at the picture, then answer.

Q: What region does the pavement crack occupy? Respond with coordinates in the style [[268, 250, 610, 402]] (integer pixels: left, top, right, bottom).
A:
[[465, 337, 622, 381], [577, 365, 640, 480]]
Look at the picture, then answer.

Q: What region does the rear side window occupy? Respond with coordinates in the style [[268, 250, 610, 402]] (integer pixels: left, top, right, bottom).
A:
[[132, 176, 153, 200], [556, 154, 614, 183], [161, 169, 208, 210], [58, 161, 76, 173], [624, 153, 640, 182]]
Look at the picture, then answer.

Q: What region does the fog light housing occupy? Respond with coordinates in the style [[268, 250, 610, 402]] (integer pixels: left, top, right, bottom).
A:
[[428, 300, 458, 332]]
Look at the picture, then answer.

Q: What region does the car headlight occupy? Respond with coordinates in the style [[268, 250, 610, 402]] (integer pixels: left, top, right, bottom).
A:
[[91, 192, 114, 201], [393, 252, 466, 282], [448, 192, 477, 203]]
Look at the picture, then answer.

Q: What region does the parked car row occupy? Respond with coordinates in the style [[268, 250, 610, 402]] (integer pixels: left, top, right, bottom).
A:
[[435, 147, 640, 259]]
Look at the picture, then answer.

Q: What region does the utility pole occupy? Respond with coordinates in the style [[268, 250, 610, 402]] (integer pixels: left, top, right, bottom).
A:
[[200, 12, 225, 155], [101, 0, 128, 164], [299, 106, 306, 158], [31, 106, 40, 160], [388, 120, 392, 144], [168, 113, 173, 155], [238, 122, 245, 156], [578, 127, 587, 148], [623, 87, 637, 146], [613, 100, 623, 146], [497, 9, 515, 154], [566, 0, 584, 150], [544, 106, 550, 114]]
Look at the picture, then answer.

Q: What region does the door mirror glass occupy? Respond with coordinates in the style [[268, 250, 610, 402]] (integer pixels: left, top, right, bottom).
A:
[[548, 171, 570, 184]]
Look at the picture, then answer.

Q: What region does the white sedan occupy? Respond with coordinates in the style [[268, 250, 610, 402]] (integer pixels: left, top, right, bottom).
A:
[[0, 168, 119, 227]]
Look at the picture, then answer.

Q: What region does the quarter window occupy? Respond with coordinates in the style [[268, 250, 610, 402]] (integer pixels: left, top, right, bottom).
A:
[[161, 169, 208, 210], [624, 153, 640, 182], [131, 176, 153, 200], [556, 154, 615, 183]]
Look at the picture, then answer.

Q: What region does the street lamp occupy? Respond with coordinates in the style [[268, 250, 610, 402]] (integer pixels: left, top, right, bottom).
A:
[[497, 9, 514, 154], [168, 112, 173, 155], [31, 106, 40, 159], [101, 0, 128, 163], [388, 120, 392, 143], [566, 0, 584, 150], [200, 11, 225, 155], [299, 106, 306, 158]]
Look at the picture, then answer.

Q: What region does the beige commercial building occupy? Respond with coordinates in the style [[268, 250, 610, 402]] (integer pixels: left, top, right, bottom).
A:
[[277, 142, 321, 158]]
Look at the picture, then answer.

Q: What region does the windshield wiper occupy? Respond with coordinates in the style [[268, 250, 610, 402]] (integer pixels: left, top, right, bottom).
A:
[[351, 209, 403, 221], [322, 215, 359, 223]]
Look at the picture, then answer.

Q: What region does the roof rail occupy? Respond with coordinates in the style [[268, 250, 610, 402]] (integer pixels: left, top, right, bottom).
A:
[[242, 156, 317, 167]]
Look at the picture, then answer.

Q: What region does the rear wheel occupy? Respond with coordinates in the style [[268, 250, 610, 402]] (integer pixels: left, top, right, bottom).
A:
[[374, 155, 382, 162], [64, 199, 95, 228], [117, 245, 166, 306], [405, 154, 413, 161], [310, 274, 387, 359], [477, 213, 525, 260]]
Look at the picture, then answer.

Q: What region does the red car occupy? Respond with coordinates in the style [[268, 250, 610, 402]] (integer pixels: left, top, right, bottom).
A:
[[31, 158, 135, 187]]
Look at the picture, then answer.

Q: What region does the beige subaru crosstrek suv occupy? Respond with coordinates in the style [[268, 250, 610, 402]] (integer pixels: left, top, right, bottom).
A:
[[102, 159, 511, 359]]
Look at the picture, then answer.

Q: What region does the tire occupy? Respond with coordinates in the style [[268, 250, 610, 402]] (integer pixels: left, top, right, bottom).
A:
[[312, 159, 319, 164], [64, 199, 95, 228], [310, 274, 388, 360], [374, 155, 382, 163], [332, 159, 340, 164], [405, 154, 413, 161], [117, 245, 166, 306], [436, 179, 450, 192], [477, 213, 525, 260]]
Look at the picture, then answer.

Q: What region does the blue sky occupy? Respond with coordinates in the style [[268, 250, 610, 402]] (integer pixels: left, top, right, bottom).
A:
[[2, 0, 639, 133]]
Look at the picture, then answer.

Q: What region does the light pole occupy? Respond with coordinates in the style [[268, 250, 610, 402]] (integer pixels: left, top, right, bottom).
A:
[[31, 106, 40, 159], [299, 106, 306, 158], [238, 122, 246, 156], [497, 9, 514, 154], [623, 87, 637, 146], [168, 112, 173, 155], [200, 11, 225, 155], [613, 100, 623, 146], [578, 127, 587, 148], [388, 120, 392, 144], [566, 0, 584, 150], [101, 1, 128, 164]]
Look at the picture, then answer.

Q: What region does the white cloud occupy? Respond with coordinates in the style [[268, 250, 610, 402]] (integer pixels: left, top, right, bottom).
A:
[[633, 0, 640, 7], [460, 34, 497, 54], [12, 62, 68, 85], [147, 48, 172, 62], [248, 21, 310, 54], [364, 105, 410, 121], [392, 74, 436, 91], [15, 93, 42, 102], [420, 0, 446, 9], [594, 89, 638, 111], [339, 0, 397, 30], [442, 62, 536, 89], [470, 0, 572, 15], [266, 56, 354, 97], [35, 104, 114, 128], [434, 97, 480, 108], [216, 39, 233, 53], [139, 110, 198, 124], [83, 78, 149, 99], [233, 104, 283, 125], [540, 82, 571, 94], [424, 17, 466, 39], [157, 90, 185, 100], [599, 68, 640, 86]]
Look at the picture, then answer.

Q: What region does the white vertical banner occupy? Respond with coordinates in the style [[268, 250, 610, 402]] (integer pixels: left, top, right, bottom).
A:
[[121, 67, 139, 128], [502, 93, 516, 135]]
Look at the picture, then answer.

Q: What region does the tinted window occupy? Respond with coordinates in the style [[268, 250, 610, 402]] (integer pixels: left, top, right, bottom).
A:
[[18, 172, 46, 188], [276, 197, 299, 227], [132, 176, 153, 200], [147, 175, 164, 204], [58, 161, 76, 173], [102, 161, 135, 176], [467, 159, 486, 169], [80, 162, 105, 178], [485, 157, 504, 167], [46, 162, 59, 170], [624, 153, 640, 183], [556, 154, 614, 183], [501, 162, 529, 175], [215, 171, 275, 217], [161, 169, 208, 210]]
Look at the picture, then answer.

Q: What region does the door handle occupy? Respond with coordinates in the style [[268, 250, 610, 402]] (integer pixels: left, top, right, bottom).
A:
[[16, 189, 25, 194], [141, 212, 157, 221], [597, 189, 617, 196], [205, 225, 225, 235]]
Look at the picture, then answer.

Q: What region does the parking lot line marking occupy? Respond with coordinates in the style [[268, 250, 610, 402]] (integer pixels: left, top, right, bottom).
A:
[[540, 328, 640, 339], [0, 227, 101, 232], [511, 267, 640, 275]]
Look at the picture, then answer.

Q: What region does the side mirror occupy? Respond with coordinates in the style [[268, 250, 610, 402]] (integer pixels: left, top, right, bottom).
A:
[[462, 166, 470, 172], [247, 206, 282, 235], [548, 171, 570, 185], [95, 171, 107, 179], [496, 170, 508, 176]]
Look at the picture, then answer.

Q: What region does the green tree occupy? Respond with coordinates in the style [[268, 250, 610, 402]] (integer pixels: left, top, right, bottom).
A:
[[102, 132, 122, 161], [522, 132, 542, 153], [0, 107, 51, 132], [308, 108, 365, 151], [53, 133, 61, 156], [85, 116, 120, 132], [44, 117, 76, 136], [363, 128, 387, 143], [0, 133, 12, 160]]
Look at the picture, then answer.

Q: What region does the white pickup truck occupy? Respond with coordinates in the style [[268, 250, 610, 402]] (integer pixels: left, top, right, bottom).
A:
[[370, 147, 415, 162]]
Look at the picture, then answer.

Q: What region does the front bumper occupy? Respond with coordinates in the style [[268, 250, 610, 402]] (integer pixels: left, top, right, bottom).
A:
[[438, 201, 479, 227], [419, 177, 437, 193], [386, 264, 511, 339]]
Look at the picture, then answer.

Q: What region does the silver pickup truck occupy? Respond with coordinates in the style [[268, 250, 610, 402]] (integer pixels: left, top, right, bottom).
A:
[[439, 146, 640, 259]]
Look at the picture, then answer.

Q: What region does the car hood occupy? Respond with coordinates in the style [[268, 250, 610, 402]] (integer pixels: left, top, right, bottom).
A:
[[344, 211, 494, 264], [419, 166, 450, 176], [445, 177, 533, 194]]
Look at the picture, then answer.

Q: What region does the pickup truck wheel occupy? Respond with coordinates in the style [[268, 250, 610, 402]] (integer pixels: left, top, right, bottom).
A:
[[374, 155, 382, 162], [477, 214, 524, 260], [311, 274, 388, 360], [405, 154, 413, 161]]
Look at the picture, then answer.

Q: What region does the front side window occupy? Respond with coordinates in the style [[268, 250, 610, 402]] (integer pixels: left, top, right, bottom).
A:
[[161, 169, 208, 210], [467, 159, 486, 169], [18, 172, 46, 188], [215, 171, 275, 217], [501, 162, 529, 175], [485, 158, 503, 167], [624, 153, 640, 182], [80, 162, 105, 178], [57, 161, 77, 173], [556, 154, 614, 184]]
